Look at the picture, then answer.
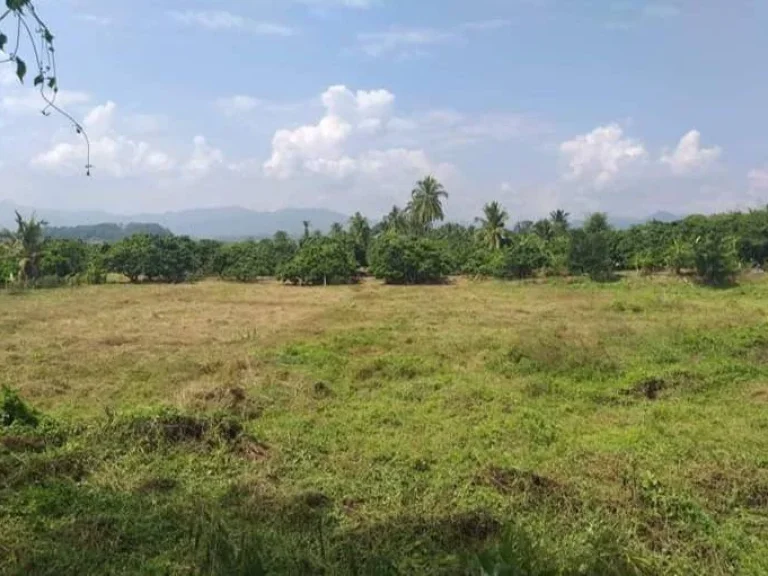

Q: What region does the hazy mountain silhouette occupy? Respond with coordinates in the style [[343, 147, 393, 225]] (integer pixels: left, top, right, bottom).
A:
[[0, 201, 349, 239]]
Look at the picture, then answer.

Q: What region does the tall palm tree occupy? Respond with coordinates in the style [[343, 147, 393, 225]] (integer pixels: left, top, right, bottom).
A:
[[407, 176, 449, 232], [533, 219, 555, 242], [382, 205, 409, 234], [475, 201, 509, 250], [301, 220, 311, 241], [549, 209, 570, 231], [348, 212, 371, 267]]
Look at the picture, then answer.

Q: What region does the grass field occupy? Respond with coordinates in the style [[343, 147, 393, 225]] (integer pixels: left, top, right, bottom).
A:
[[2, 276, 768, 575]]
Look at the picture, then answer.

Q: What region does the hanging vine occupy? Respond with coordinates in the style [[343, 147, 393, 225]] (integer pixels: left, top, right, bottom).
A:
[[0, 0, 91, 175]]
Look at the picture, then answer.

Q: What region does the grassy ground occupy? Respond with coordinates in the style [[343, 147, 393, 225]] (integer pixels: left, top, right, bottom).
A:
[[1, 276, 768, 575]]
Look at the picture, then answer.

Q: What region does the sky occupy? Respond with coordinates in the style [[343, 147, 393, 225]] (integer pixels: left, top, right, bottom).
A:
[[1, 0, 767, 220]]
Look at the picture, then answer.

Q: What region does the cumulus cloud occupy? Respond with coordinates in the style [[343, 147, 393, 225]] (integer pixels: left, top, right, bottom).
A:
[[264, 85, 413, 179], [661, 130, 722, 175], [181, 136, 225, 180], [32, 101, 176, 177], [560, 124, 647, 187]]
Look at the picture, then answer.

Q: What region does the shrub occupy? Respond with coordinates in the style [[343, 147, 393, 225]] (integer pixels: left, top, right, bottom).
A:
[[1, 386, 39, 428], [568, 229, 614, 281], [217, 241, 275, 282], [368, 234, 450, 284], [278, 236, 358, 286], [666, 239, 695, 275], [693, 233, 739, 286]]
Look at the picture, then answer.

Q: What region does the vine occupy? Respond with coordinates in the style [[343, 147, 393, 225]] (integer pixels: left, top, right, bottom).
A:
[[0, 0, 91, 174]]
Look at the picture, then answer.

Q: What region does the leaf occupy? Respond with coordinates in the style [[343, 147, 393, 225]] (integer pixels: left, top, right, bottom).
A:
[[33, 73, 43, 87], [47, 76, 56, 90], [15, 57, 26, 83], [0, 33, 7, 53], [43, 29, 54, 44]]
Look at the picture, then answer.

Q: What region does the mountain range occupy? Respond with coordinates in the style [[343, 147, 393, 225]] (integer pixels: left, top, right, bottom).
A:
[[0, 200, 685, 239], [0, 201, 349, 239]]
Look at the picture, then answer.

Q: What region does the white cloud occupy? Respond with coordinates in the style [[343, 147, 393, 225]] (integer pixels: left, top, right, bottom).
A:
[[181, 136, 224, 180], [31, 101, 176, 177], [264, 85, 401, 179], [216, 95, 265, 116], [358, 20, 510, 58], [661, 130, 722, 175], [560, 124, 646, 187], [0, 90, 91, 116], [168, 11, 295, 36], [260, 85, 459, 211]]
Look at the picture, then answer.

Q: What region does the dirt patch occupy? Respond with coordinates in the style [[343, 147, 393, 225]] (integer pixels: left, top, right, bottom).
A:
[[136, 477, 178, 494], [0, 435, 47, 453], [624, 377, 667, 400], [476, 465, 564, 500], [237, 438, 270, 462]]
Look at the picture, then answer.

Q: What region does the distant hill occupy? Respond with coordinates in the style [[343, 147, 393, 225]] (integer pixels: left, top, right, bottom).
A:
[[0, 201, 349, 240], [45, 223, 173, 242]]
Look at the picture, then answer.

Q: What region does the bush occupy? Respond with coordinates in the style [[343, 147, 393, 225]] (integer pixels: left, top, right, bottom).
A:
[[368, 234, 450, 284], [693, 233, 739, 285], [568, 229, 614, 281], [1, 386, 39, 428], [217, 241, 276, 282], [278, 236, 358, 286], [39, 239, 89, 278], [666, 239, 695, 275]]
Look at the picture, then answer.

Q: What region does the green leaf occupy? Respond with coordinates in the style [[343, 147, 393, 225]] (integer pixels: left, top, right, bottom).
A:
[[15, 57, 26, 83], [33, 73, 43, 87], [47, 76, 56, 90], [43, 29, 54, 44], [0, 33, 7, 53]]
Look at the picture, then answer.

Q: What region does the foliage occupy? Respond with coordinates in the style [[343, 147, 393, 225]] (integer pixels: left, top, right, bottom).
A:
[[469, 234, 548, 279], [39, 239, 88, 278], [348, 212, 372, 267], [476, 201, 509, 250], [569, 227, 614, 281], [107, 234, 198, 283], [666, 239, 695, 275], [277, 236, 358, 285], [369, 233, 451, 284], [693, 233, 740, 286], [407, 176, 449, 232], [1, 386, 38, 428], [45, 222, 172, 242], [0, 211, 47, 283], [216, 241, 276, 282]]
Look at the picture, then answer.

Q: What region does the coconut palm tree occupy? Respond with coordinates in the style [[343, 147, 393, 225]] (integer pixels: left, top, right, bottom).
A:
[[382, 205, 409, 234], [533, 218, 555, 242], [407, 176, 449, 232], [549, 209, 570, 232], [348, 212, 372, 267], [475, 201, 509, 250]]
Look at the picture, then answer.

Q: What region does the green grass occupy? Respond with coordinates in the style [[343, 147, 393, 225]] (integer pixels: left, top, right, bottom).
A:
[[1, 276, 768, 574]]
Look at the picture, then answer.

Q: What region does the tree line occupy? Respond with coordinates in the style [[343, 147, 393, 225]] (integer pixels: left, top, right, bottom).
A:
[[2, 176, 767, 288]]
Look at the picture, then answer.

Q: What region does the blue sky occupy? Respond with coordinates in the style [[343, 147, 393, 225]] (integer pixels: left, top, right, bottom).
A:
[[1, 0, 767, 219]]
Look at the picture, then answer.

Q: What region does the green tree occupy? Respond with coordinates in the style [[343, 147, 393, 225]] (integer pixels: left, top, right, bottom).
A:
[[549, 209, 570, 232], [584, 212, 611, 234], [348, 212, 372, 267], [532, 219, 555, 242], [277, 236, 357, 286], [0, 211, 47, 283], [107, 234, 153, 283], [666, 238, 694, 275], [569, 228, 614, 281], [476, 202, 509, 250], [380, 205, 409, 234], [693, 233, 739, 286], [40, 239, 88, 278], [369, 233, 450, 285], [407, 176, 449, 232]]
